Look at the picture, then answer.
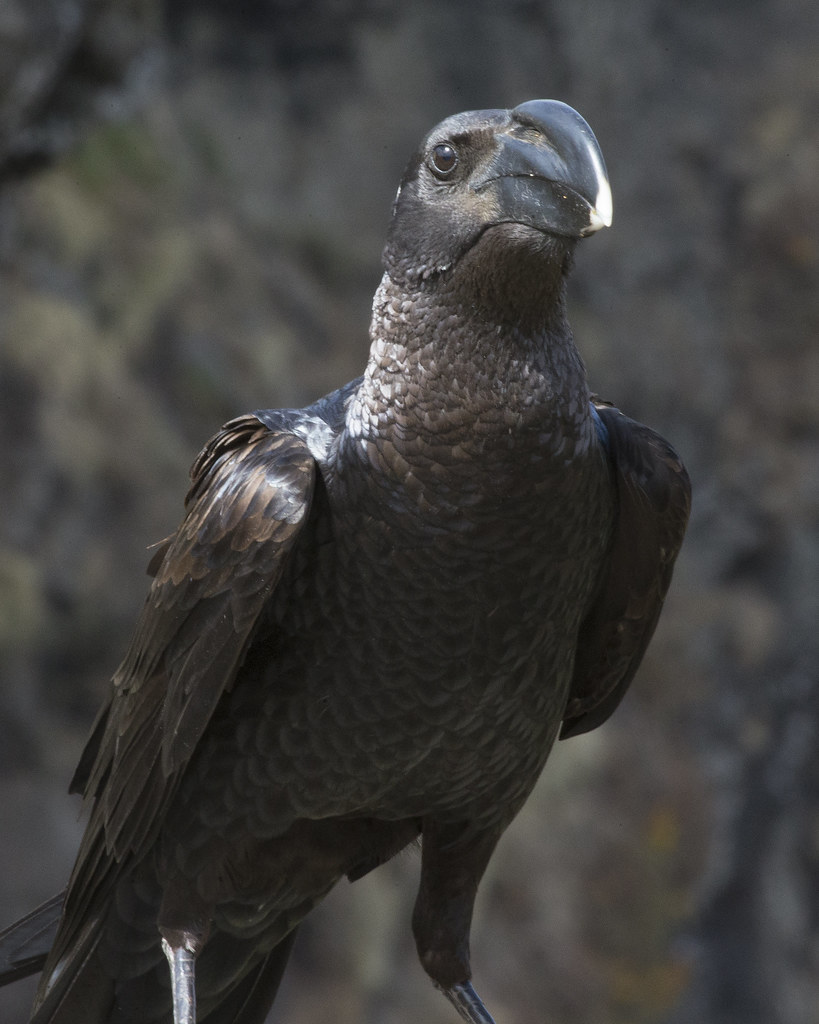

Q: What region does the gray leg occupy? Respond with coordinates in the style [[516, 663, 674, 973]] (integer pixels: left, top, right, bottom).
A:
[[161, 938, 197, 1024], [441, 980, 498, 1024]]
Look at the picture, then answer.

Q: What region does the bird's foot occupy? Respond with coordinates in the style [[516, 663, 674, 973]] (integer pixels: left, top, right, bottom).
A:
[[161, 938, 197, 1024], [440, 981, 498, 1024]]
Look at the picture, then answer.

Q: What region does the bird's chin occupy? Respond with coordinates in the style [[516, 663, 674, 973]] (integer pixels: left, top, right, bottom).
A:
[[473, 221, 573, 263]]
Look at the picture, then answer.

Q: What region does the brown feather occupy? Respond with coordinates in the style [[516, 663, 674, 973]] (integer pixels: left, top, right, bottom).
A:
[[50, 415, 318, 972]]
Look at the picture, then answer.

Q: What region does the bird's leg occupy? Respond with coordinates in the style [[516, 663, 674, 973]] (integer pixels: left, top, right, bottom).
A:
[[412, 819, 502, 1024], [158, 886, 210, 1024], [161, 936, 197, 1024], [442, 979, 498, 1024]]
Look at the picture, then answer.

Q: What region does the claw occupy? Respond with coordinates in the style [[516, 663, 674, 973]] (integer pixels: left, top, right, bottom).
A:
[[441, 980, 498, 1024], [161, 938, 197, 1024]]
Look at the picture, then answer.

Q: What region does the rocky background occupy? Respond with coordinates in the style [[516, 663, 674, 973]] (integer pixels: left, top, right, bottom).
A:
[[1, 1, 817, 1022]]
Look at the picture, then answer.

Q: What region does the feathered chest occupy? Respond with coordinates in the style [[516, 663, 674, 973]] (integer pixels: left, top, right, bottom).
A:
[[340, 352, 598, 518], [322, 390, 614, 651], [286, 402, 614, 821], [190, 379, 616, 831]]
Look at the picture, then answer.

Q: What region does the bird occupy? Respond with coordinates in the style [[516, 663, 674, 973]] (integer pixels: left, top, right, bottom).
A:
[[0, 99, 690, 1024]]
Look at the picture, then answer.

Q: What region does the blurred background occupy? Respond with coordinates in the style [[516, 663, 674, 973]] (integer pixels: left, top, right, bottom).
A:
[[1, 1, 817, 1022]]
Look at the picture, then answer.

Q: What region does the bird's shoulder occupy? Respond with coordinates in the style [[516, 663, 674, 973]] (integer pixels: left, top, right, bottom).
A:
[[560, 399, 691, 739], [143, 376, 360, 593]]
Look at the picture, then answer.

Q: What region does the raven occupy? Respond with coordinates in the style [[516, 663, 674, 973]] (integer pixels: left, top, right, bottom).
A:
[[0, 100, 690, 1024]]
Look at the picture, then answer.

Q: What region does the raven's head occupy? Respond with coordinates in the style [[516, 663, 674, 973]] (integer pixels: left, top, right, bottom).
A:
[[383, 100, 612, 287]]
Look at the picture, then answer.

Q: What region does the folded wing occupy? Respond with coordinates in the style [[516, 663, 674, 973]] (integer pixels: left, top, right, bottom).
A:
[[561, 403, 691, 739]]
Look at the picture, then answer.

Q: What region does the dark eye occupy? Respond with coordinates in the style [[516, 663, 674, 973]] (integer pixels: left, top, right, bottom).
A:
[[430, 142, 458, 177]]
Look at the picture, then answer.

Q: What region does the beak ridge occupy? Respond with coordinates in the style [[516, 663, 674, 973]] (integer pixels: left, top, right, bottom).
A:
[[476, 99, 613, 239]]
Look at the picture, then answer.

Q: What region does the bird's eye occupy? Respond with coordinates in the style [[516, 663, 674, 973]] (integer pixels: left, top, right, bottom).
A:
[[430, 142, 458, 177]]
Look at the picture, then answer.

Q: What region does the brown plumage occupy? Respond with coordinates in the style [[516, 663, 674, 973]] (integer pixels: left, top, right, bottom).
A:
[[0, 100, 690, 1024]]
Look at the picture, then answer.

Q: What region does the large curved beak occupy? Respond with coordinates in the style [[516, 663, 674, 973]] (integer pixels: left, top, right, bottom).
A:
[[474, 99, 613, 239]]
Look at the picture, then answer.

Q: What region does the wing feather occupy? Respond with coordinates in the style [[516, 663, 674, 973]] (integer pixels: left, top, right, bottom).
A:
[[47, 410, 332, 980], [560, 402, 691, 739], [75, 414, 318, 868]]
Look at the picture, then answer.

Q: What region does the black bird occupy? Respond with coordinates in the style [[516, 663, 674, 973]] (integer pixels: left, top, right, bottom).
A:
[[0, 99, 690, 1024]]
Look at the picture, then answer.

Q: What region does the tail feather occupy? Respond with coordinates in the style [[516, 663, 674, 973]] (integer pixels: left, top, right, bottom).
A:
[[30, 865, 168, 1024], [30, 914, 114, 1024], [2, 884, 300, 1023], [0, 893, 63, 987], [201, 929, 299, 1024]]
